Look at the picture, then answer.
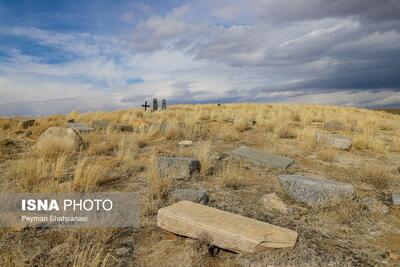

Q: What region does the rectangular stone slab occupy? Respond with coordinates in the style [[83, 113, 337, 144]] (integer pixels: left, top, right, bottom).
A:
[[67, 122, 94, 133], [231, 146, 294, 169], [157, 201, 298, 253], [393, 193, 400, 205]]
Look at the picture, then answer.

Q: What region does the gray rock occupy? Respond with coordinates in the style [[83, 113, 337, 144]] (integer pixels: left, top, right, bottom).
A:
[[392, 193, 400, 205], [37, 127, 83, 150], [157, 157, 200, 180], [91, 120, 109, 130], [67, 122, 94, 133], [18, 119, 35, 129], [360, 197, 389, 215], [231, 146, 294, 169], [277, 175, 354, 205], [170, 189, 209, 205], [316, 133, 352, 150]]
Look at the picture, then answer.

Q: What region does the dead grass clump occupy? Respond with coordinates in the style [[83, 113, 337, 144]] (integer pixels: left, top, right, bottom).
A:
[[191, 232, 214, 266], [192, 141, 217, 175], [84, 131, 120, 156], [317, 149, 337, 162], [320, 199, 363, 225], [359, 164, 393, 189], [117, 134, 140, 162], [163, 120, 185, 140], [233, 117, 252, 132], [35, 136, 76, 159], [9, 157, 51, 191], [73, 158, 108, 192], [352, 133, 386, 152], [275, 125, 297, 139], [0, 117, 12, 130], [324, 120, 347, 131], [219, 161, 245, 188]]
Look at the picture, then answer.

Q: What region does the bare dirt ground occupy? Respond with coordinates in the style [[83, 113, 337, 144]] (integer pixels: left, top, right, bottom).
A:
[[0, 104, 399, 266]]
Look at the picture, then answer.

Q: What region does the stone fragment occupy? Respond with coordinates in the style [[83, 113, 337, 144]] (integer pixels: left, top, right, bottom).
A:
[[157, 157, 200, 180], [157, 201, 298, 253], [316, 133, 352, 150], [37, 127, 83, 150], [178, 140, 193, 146], [170, 189, 209, 205], [18, 119, 35, 129], [277, 175, 354, 205], [67, 122, 94, 133], [392, 193, 400, 205], [262, 193, 290, 214], [91, 120, 109, 130], [231, 146, 294, 169]]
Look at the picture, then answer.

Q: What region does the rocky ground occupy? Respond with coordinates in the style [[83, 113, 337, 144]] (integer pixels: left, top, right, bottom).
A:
[[0, 104, 399, 266]]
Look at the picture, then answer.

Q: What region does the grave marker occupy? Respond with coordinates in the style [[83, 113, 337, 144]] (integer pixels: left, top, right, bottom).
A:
[[161, 99, 167, 110], [152, 98, 158, 111], [141, 100, 150, 111], [231, 146, 294, 169]]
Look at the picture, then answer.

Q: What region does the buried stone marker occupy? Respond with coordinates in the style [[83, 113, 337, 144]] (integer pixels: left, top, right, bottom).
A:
[[170, 189, 209, 205], [316, 133, 352, 150], [67, 122, 94, 133], [277, 175, 354, 205], [392, 193, 400, 205], [231, 146, 294, 169], [157, 157, 200, 180], [157, 201, 298, 253]]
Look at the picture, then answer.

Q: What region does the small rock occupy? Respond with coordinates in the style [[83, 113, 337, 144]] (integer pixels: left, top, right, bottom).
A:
[[178, 140, 193, 146], [18, 119, 35, 129], [360, 197, 389, 215], [277, 174, 354, 205], [67, 122, 94, 133], [170, 189, 209, 205], [37, 127, 83, 150], [316, 133, 352, 150], [262, 193, 290, 214], [157, 157, 200, 180], [392, 193, 400, 205], [115, 247, 131, 257]]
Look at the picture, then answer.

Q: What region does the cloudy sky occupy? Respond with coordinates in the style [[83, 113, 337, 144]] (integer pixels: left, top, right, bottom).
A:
[[0, 0, 399, 115]]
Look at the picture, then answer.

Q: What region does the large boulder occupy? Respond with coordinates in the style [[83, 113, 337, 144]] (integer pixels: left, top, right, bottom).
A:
[[316, 133, 352, 150], [156, 157, 200, 180], [170, 189, 209, 205], [37, 127, 83, 150], [277, 175, 354, 205]]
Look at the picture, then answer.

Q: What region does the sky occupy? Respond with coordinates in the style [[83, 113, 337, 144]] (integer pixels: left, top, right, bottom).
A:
[[0, 0, 400, 116]]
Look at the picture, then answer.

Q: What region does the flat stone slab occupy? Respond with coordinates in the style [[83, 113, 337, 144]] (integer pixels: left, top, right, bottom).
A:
[[393, 194, 400, 205], [157, 157, 200, 180], [170, 189, 209, 205], [316, 133, 352, 150], [67, 122, 94, 133], [91, 120, 109, 130], [231, 146, 294, 169], [157, 201, 298, 253], [277, 175, 354, 205]]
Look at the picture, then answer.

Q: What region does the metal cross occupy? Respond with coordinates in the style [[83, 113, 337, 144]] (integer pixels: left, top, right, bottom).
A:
[[142, 100, 150, 111]]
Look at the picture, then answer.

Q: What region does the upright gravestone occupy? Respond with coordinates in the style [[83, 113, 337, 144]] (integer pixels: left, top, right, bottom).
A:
[[161, 99, 167, 110], [152, 98, 158, 111]]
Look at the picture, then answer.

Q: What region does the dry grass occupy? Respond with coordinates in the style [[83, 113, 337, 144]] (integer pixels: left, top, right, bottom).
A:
[[35, 136, 76, 159], [219, 161, 245, 188], [359, 164, 394, 189], [9, 157, 52, 191], [275, 125, 297, 139], [319, 199, 363, 226], [317, 149, 337, 162], [233, 117, 252, 132], [192, 141, 217, 175], [73, 158, 108, 192]]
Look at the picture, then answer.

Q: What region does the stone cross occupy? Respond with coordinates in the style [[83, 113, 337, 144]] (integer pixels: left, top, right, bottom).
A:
[[152, 98, 158, 111], [161, 99, 167, 110], [142, 100, 150, 111]]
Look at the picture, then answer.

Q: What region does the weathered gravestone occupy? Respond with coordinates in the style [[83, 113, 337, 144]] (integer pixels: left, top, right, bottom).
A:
[[157, 201, 298, 253], [157, 157, 200, 180], [170, 189, 209, 205], [161, 99, 167, 110], [231, 146, 294, 169], [277, 174, 354, 205], [152, 98, 158, 111], [37, 127, 83, 150], [316, 133, 352, 150], [67, 122, 94, 133], [392, 193, 400, 205]]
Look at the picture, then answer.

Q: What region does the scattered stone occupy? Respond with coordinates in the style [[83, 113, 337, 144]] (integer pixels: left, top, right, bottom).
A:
[[91, 120, 109, 130], [157, 201, 298, 253], [115, 247, 131, 257], [262, 193, 290, 214], [277, 175, 354, 205], [67, 122, 94, 133], [360, 197, 389, 215], [392, 193, 400, 205], [37, 127, 83, 150], [157, 157, 200, 180], [316, 133, 352, 150], [231, 146, 294, 169], [178, 140, 193, 146], [170, 189, 209, 205], [112, 123, 134, 132], [18, 119, 35, 129]]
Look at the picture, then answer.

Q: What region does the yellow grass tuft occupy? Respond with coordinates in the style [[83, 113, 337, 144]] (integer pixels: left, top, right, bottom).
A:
[[219, 161, 245, 188], [317, 149, 337, 162], [35, 136, 76, 159], [359, 164, 394, 189], [73, 158, 107, 192]]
